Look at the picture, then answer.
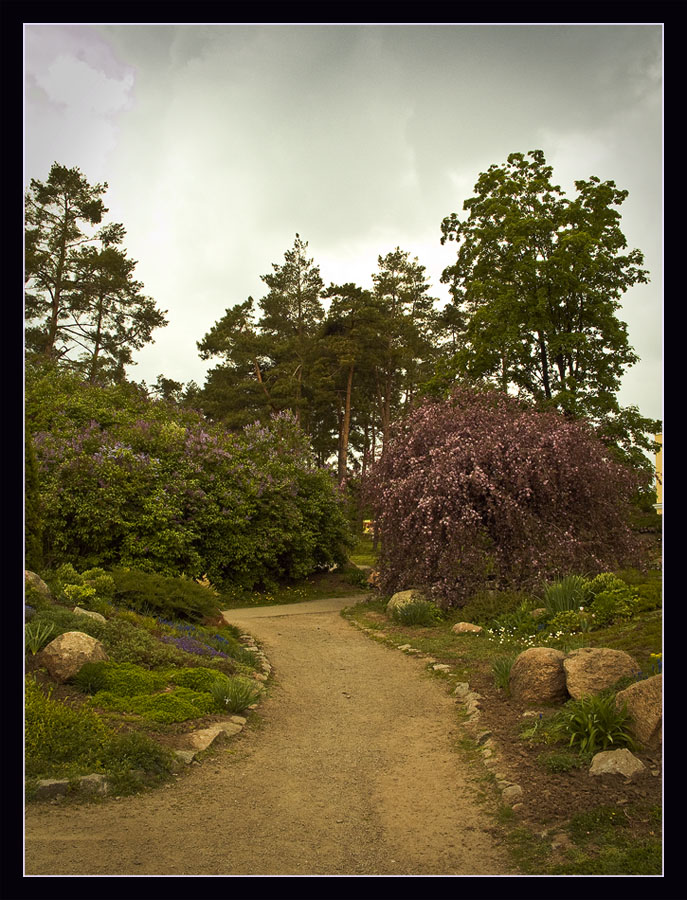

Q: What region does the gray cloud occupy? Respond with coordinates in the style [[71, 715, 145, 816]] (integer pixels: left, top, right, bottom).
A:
[[24, 23, 662, 420]]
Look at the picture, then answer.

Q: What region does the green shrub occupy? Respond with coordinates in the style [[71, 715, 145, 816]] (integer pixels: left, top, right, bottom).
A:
[[110, 568, 221, 622], [63, 583, 97, 606], [29, 605, 108, 642], [541, 575, 589, 613], [556, 693, 638, 755], [71, 662, 168, 697], [25, 676, 112, 777], [90, 686, 217, 723], [24, 582, 53, 611], [588, 589, 639, 627], [391, 599, 443, 627], [209, 676, 263, 713], [97, 618, 190, 668], [25, 621, 58, 654], [547, 609, 591, 635], [632, 582, 662, 613]]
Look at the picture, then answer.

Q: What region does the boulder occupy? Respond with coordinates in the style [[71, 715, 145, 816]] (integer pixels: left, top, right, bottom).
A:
[[72, 606, 107, 623], [589, 748, 646, 780], [25, 570, 54, 603], [509, 647, 568, 705], [37, 631, 109, 682], [386, 589, 428, 618], [452, 622, 483, 634], [563, 647, 639, 700], [615, 674, 662, 746]]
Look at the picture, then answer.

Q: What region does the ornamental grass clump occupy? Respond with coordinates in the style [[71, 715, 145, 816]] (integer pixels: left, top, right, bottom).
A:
[[542, 575, 589, 614], [25, 621, 57, 655], [210, 676, 263, 714], [366, 386, 644, 607], [391, 599, 442, 627], [557, 693, 638, 755], [492, 655, 517, 694]]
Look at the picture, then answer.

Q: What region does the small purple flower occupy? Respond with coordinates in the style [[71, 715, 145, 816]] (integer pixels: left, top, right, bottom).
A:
[[159, 635, 229, 658]]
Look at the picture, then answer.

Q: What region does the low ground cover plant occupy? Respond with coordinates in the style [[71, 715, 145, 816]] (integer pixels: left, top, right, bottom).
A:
[[25, 675, 113, 778]]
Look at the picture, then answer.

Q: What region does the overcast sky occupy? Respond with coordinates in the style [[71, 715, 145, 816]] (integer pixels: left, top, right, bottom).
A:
[[24, 22, 663, 422]]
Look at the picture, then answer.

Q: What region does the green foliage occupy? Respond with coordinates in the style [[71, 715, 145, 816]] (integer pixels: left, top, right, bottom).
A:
[[110, 568, 221, 622], [556, 693, 638, 755], [391, 599, 443, 627], [29, 363, 353, 587], [541, 575, 589, 614], [439, 149, 658, 479], [62, 583, 97, 607], [585, 572, 628, 598], [51, 563, 116, 609], [95, 617, 191, 669], [71, 661, 168, 697], [546, 609, 591, 635], [29, 604, 108, 642], [485, 602, 540, 646], [588, 588, 639, 627], [25, 621, 58, 654], [458, 590, 534, 625], [492, 655, 516, 694], [101, 731, 176, 795], [24, 582, 53, 611], [209, 676, 263, 713], [25, 676, 112, 777], [25, 435, 44, 570], [25, 163, 167, 380], [165, 667, 231, 693], [90, 686, 216, 723]]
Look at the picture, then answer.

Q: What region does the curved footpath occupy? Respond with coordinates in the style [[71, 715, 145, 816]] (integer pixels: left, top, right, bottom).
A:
[[24, 595, 515, 876]]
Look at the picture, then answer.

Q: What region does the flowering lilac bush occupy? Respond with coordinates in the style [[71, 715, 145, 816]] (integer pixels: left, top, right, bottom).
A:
[[366, 386, 645, 607], [28, 366, 352, 588]]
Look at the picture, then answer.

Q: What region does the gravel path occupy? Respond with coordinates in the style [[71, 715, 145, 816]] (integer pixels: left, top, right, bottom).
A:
[[24, 595, 515, 876]]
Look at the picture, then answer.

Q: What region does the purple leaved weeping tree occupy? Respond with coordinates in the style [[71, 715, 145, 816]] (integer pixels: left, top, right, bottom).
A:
[[366, 386, 646, 607]]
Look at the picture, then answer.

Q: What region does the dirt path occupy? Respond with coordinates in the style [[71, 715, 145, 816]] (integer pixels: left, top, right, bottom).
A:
[[24, 596, 515, 876]]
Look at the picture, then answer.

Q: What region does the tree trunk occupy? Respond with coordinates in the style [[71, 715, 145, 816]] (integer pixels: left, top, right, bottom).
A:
[[338, 364, 354, 484]]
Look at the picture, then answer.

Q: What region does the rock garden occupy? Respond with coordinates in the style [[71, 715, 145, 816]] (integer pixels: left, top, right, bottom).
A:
[[24, 565, 272, 801]]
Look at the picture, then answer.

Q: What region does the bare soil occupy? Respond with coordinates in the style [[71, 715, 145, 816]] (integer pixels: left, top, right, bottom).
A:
[[24, 595, 516, 876]]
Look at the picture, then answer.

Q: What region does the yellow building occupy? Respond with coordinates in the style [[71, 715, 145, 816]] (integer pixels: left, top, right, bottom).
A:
[[654, 433, 662, 514]]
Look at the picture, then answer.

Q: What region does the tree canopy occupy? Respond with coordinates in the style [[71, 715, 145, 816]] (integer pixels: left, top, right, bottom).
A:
[[439, 150, 659, 471], [25, 162, 167, 383], [366, 386, 645, 606]]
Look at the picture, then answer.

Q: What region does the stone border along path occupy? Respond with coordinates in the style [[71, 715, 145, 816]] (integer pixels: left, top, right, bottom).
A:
[[25, 594, 516, 876], [348, 619, 525, 810]]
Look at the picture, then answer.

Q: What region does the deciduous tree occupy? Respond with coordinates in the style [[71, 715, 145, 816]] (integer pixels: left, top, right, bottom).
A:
[[366, 386, 645, 607]]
